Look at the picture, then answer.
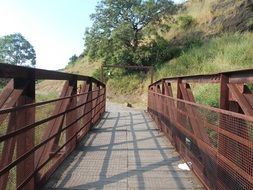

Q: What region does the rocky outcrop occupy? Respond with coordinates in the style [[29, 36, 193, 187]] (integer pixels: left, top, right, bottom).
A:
[[210, 0, 253, 32]]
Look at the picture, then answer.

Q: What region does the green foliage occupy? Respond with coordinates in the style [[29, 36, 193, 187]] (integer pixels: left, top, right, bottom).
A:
[[92, 68, 101, 80], [133, 36, 182, 66], [247, 14, 253, 30], [83, 0, 253, 108], [194, 84, 220, 107], [178, 15, 194, 29], [36, 91, 58, 102], [68, 54, 78, 65], [91, 32, 253, 107], [157, 33, 253, 78], [0, 33, 36, 66], [155, 32, 253, 107], [107, 73, 144, 94], [84, 0, 176, 66]]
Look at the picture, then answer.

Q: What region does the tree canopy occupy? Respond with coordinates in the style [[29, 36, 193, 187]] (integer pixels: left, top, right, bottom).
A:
[[68, 54, 78, 65], [0, 33, 36, 66], [84, 0, 176, 66]]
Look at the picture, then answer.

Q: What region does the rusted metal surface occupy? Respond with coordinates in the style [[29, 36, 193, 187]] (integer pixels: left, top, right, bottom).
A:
[[0, 63, 103, 85], [152, 67, 253, 86], [148, 70, 253, 190], [0, 63, 106, 189]]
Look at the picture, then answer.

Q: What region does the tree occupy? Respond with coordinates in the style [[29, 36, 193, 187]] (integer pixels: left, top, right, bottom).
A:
[[68, 54, 78, 65], [0, 33, 36, 66], [84, 0, 176, 66]]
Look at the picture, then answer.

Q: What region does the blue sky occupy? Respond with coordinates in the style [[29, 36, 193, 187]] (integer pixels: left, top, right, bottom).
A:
[[0, 0, 185, 70]]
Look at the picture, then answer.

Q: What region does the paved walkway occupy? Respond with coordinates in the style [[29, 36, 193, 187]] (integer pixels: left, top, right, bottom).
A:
[[44, 102, 204, 190]]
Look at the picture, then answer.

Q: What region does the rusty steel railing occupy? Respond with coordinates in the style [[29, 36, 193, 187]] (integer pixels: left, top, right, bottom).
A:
[[0, 63, 106, 189], [148, 69, 253, 190]]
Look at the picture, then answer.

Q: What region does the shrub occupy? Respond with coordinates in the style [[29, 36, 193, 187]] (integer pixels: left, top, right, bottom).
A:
[[156, 32, 253, 106], [178, 15, 194, 29], [92, 68, 101, 81]]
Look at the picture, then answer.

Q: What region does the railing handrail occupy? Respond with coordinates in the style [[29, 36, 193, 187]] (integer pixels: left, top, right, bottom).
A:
[[149, 90, 253, 123], [0, 63, 106, 190], [0, 63, 105, 86], [150, 67, 253, 86], [148, 69, 253, 190]]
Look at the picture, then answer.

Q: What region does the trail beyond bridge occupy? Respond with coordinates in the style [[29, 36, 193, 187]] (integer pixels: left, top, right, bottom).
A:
[[0, 63, 252, 190]]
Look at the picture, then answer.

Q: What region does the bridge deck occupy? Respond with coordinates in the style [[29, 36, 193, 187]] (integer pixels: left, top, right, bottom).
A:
[[44, 103, 204, 190]]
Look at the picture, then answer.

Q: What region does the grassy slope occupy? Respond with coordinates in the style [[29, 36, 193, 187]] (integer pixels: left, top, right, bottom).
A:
[[106, 73, 151, 108], [106, 0, 253, 107], [64, 57, 101, 76], [157, 33, 253, 78], [107, 32, 253, 108], [36, 58, 101, 101], [36, 0, 253, 108], [157, 32, 253, 107]]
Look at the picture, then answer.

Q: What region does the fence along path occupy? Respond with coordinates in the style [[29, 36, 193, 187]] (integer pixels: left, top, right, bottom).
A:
[[44, 102, 204, 189], [148, 69, 253, 190], [0, 63, 252, 190], [0, 63, 105, 189]]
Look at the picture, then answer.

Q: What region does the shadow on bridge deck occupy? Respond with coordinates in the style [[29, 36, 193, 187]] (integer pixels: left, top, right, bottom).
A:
[[44, 102, 204, 190]]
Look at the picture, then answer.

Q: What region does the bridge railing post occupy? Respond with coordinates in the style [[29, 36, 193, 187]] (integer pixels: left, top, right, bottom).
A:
[[148, 70, 253, 190], [84, 80, 93, 131], [103, 85, 106, 113], [66, 76, 78, 153], [92, 83, 100, 125], [15, 77, 36, 190], [175, 78, 182, 151], [0, 64, 106, 189], [218, 74, 229, 159]]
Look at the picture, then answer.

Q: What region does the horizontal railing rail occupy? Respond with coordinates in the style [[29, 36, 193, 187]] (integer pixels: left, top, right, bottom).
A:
[[148, 68, 253, 190], [0, 63, 104, 84], [0, 63, 106, 189], [150, 68, 253, 85]]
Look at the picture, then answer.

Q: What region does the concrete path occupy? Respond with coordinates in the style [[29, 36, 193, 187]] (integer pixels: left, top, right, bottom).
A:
[[44, 102, 204, 190]]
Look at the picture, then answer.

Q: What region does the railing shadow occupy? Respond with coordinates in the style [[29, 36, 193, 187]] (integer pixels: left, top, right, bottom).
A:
[[44, 109, 195, 189], [46, 112, 110, 188]]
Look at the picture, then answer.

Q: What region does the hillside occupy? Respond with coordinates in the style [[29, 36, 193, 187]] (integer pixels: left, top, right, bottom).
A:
[[103, 0, 253, 107], [163, 0, 252, 42], [64, 57, 101, 76], [37, 0, 253, 108], [36, 58, 101, 100]]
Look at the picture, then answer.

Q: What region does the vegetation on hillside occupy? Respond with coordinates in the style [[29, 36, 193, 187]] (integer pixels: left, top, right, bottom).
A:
[[157, 32, 253, 78], [64, 0, 253, 107], [158, 32, 253, 107], [84, 0, 176, 66], [103, 32, 253, 107]]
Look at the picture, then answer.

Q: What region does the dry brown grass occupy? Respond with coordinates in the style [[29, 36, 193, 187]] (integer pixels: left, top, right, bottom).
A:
[[185, 0, 215, 25], [65, 57, 101, 76], [36, 58, 102, 101]]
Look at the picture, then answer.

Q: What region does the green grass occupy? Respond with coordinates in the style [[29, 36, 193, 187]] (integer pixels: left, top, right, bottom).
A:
[[155, 32, 253, 106], [107, 74, 144, 94], [36, 91, 59, 102], [106, 73, 150, 108], [178, 15, 194, 29], [193, 84, 220, 107], [33, 0, 253, 109], [157, 33, 253, 79], [32, 32, 253, 109], [98, 32, 253, 108], [35, 32, 253, 109]]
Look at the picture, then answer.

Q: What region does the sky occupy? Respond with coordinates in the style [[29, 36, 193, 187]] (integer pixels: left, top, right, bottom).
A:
[[0, 0, 185, 70]]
